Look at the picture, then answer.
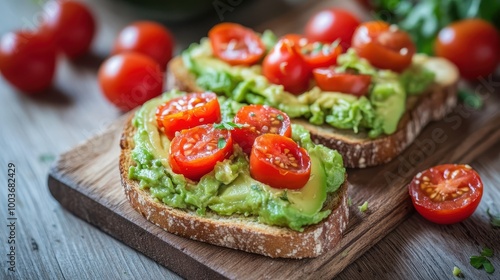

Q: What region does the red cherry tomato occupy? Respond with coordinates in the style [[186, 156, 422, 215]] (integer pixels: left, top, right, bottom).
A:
[[262, 38, 311, 94], [231, 105, 291, 154], [112, 21, 174, 71], [313, 68, 371, 96], [156, 92, 221, 140], [250, 134, 311, 190], [0, 31, 57, 93], [305, 8, 361, 50], [98, 53, 163, 111], [40, 0, 96, 58], [208, 23, 265, 66], [435, 19, 500, 80], [408, 164, 483, 224], [351, 21, 416, 72], [169, 124, 233, 181], [281, 34, 342, 69]]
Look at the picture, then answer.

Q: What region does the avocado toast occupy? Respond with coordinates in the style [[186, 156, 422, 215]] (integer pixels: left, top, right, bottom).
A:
[[167, 23, 459, 168], [119, 91, 349, 258]]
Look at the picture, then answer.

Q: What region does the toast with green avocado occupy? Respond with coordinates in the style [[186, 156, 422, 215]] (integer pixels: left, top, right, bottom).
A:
[[166, 22, 459, 168], [119, 91, 349, 258]]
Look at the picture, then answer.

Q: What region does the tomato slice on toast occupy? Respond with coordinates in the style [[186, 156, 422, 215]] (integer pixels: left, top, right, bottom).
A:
[[250, 134, 311, 190], [352, 21, 416, 72], [231, 105, 291, 154], [156, 92, 221, 140], [169, 124, 233, 181], [209, 23, 265, 66], [313, 68, 371, 96]]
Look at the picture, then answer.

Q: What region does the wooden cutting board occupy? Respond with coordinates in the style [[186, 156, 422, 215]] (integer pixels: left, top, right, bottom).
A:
[[48, 90, 500, 279]]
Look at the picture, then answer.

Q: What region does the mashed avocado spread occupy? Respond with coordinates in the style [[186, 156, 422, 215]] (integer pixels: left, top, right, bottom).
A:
[[129, 91, 346, 231], [182, 34, 435, 138]]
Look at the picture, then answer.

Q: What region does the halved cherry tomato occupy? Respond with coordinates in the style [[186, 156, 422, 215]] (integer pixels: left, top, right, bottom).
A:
[[281, 34, 342, 69], [313, 68, 371, 96], [169, 124, 233, 181], [262, 38, 311, 94], [156, 92, 221, 140], [250, 134, 311, 190], [351, 21, 416, 72], [208, 23, 265, 66], [408, 164, 483, 225], [0, 31, 57, 93], [40, 0, 96, 58], [112, 21, 175, 70], [231, 105, 291, 154], [305, 8, 361, 50]]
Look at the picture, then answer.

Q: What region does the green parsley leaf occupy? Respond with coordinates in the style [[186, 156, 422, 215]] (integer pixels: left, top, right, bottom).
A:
[[276, 114, 284, 121], [251, 185, 261, 192], [483, 262, 495, 274], [358, 201, 369, 213], [452, 266, 463, 278], [458, 88, 483, 109], [470, 256, 487, 269], [487, 208, 500, 228], [280, 191, 289, 202], [217, 137, 226, 149], [348, 197, 352, 207], [481, 248, 494, 257], [213, 122, 244, 130]]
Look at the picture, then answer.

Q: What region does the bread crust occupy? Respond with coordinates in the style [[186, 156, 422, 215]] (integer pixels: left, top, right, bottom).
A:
[[119, 114, 349, 258], [167, 56, 458, 168]]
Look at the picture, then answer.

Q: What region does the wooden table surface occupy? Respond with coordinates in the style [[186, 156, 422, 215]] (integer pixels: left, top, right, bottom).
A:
[[1, 0, 499, 279]]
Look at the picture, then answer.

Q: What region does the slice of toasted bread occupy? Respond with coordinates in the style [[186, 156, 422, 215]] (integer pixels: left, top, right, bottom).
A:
[[119, 114, 349, 259], [167, 55, 459, 168]]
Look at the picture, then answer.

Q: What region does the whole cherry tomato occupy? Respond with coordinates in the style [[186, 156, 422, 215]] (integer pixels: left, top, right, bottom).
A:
[[305, 8, 361, 50], [435, 19, 500, 79], [40, 0, 96, 58], [113, 21, 175, 70], [98, 53, 163, 111], [262, 38, 311, 94], [0, 31, 57, 93]]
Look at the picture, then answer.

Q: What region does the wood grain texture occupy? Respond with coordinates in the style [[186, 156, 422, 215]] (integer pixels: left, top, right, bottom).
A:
[[1, 0, 500, 279], [47, 87, 500, 279]]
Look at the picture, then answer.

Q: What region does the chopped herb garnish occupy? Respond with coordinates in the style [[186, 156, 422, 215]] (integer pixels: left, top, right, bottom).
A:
[[470, 247, 496, 274], [38, 153, 55, 163], [481, 248, 494, 257], [280, 191, 289, 202], [470, 256, 487, 269], [251, 185, 261, 192], [213, 122, 244, 130], [458, 88, 483, 109], [487, 208, 500, 228], [358, 201, 369, 213], [452, 266, 463, 278], [217, 137, 226, 149], [276, 114, 284, 121], [484, 262, 495, 274], [347, 197, 352, 207], [249, 112, 256, 117]]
